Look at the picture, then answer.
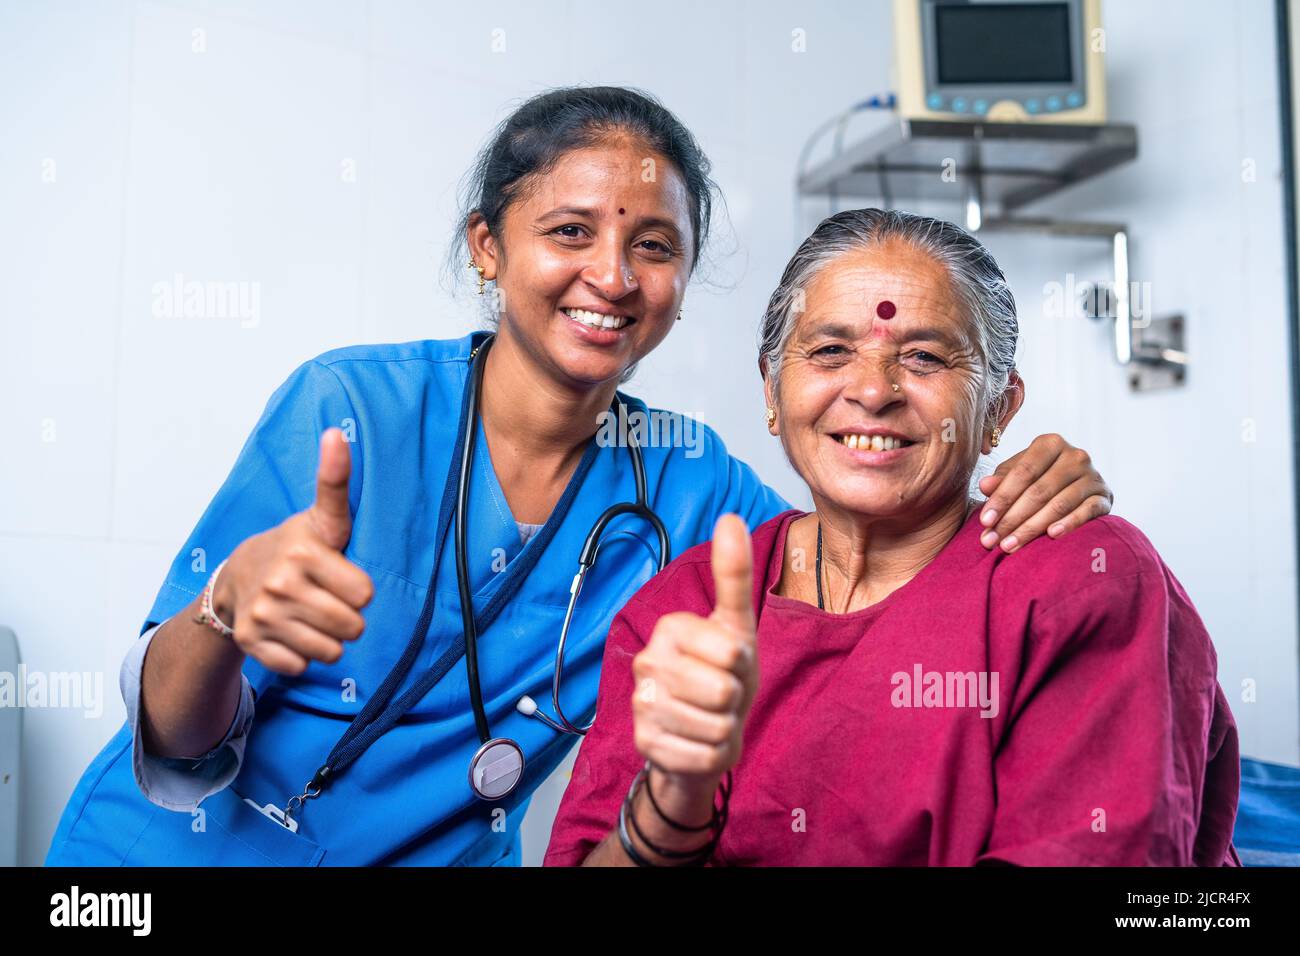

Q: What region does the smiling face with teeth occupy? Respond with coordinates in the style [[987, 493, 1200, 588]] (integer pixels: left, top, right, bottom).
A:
[[466, 136, 694, 391], [764, 238, 1024, 524]]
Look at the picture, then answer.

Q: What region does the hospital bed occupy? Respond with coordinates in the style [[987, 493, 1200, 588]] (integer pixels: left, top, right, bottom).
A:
[[1235, 757, 1300, 865]]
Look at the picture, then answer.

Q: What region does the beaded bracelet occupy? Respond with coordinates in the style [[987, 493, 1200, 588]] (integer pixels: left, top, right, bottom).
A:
[[192, 558, 236, 639], [617, 761, 731, 866]]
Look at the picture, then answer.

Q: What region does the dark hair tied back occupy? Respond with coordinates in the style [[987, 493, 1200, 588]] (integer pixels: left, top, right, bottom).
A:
[[450, 85, 717, 281]]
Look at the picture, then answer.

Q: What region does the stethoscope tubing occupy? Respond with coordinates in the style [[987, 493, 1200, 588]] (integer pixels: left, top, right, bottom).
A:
[[458, 334, 494, 745], [458, 334, 670, 744]]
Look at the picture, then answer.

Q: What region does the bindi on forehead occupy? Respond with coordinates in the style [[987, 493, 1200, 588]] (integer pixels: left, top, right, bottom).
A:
[[860, 299, 899, 340]]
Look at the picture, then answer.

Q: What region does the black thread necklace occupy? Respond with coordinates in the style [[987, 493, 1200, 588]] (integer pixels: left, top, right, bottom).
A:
[[815, 520, 827, 611], [816, 500, 979, 611]]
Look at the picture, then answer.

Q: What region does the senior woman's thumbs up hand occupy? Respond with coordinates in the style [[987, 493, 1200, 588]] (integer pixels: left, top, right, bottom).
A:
[[214, 427, 375, 675], [631, 514, 758, 793]]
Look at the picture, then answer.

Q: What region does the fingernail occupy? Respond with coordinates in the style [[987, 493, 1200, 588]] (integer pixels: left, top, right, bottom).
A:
[[1049, 523, 1064, 537], [982, 508, 998, 527], [1000, 535, 1019, 552], [981, 530, 999, 548]]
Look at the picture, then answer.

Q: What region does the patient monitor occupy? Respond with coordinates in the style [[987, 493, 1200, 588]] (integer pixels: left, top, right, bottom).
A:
[[894, 0, 1106, 124]]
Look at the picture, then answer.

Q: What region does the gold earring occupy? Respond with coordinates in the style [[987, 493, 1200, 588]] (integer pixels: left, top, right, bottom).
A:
[[467, 259, 486, 295], [765, 407, 776, 427], [990, 426, 1001, 448]]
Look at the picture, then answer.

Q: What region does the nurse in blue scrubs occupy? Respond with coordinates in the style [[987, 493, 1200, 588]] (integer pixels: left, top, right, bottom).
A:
[[45, 86, 1114, 866]]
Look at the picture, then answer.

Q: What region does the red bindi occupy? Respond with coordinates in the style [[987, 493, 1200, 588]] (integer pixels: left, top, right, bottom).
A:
[[876, 299, 897, 319], [618, 207, 626, 215]]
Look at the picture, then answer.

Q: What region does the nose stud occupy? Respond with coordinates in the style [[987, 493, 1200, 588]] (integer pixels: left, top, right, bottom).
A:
[[891, 383, 901, 392]]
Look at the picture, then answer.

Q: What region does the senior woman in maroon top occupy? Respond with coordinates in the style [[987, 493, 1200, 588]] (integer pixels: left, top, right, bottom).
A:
[[544, 208, 1241, 867]]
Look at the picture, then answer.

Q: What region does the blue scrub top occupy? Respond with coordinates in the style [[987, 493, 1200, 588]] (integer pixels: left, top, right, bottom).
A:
[[45, 332, 790, 866]]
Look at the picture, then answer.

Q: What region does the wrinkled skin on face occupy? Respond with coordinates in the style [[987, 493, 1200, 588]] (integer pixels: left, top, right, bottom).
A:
[[764, 238, 1024, 529]]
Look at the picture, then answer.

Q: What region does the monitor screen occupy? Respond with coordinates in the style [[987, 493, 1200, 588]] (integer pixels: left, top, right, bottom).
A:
[[935, 3, 1073, 84]]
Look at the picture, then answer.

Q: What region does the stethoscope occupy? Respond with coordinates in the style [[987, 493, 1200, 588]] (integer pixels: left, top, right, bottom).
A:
[[459, 334, 669, 801], [279, 332, 670, 827]]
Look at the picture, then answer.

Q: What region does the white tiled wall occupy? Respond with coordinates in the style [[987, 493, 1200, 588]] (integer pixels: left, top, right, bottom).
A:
[[2, 0, 1295, 867]]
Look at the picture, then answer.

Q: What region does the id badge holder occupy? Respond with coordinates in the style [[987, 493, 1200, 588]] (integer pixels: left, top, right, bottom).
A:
[[244, 798, 299, 834], [112, 783, 326, 866], [200, 787, 326, 865]]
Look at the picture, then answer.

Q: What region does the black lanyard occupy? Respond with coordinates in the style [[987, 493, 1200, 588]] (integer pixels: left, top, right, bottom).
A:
[[285, 332, 601, 815]]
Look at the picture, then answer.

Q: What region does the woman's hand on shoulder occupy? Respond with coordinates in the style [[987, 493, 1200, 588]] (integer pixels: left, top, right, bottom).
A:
[[977, 433, 1113, 554]]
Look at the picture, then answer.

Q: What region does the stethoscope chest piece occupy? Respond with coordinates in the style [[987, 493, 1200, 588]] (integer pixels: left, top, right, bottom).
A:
[[468, 737, 525, 801]]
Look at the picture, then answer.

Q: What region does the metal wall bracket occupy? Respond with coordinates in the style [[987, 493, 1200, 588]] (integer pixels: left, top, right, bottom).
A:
[[979, 218, 1188, 389], [1126, 313, 1187, 391]]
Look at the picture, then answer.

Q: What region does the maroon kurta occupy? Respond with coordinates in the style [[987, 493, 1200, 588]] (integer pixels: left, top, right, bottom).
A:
[[545, 507, 1242, 866]]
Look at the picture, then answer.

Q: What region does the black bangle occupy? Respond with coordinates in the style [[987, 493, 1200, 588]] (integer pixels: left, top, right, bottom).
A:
[[617, 766, 694, 866], [616, 792, 662, 867], [626, 788, 715, 862], [620, 769, 716, 866], [616, 762, 731, 866], [642, 761, 716, 832]]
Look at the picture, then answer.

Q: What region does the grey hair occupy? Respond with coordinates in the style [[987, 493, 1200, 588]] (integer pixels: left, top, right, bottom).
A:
[[758, 208, 1019, 429]]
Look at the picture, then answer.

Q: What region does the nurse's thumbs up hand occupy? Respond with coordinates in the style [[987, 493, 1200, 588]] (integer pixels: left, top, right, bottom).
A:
[[215, 428, 375, 675], [631, 514, 758, 787], [308, 424, 356, 551]]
